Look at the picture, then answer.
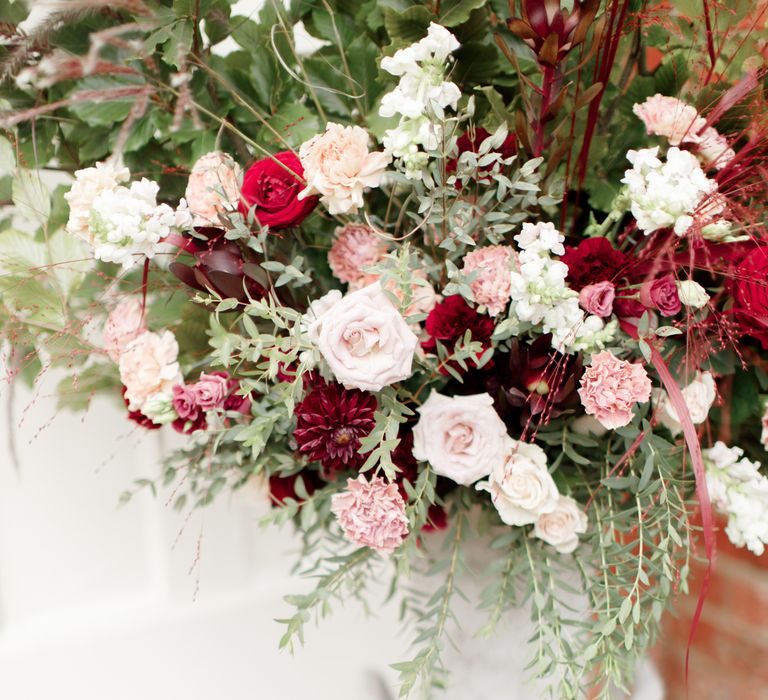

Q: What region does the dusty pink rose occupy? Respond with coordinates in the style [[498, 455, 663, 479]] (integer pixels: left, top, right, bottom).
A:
[[578, 281, 615, 318], [331, 474, 409, 554], [632, 94, 705, 145], [118, 330, 182, 412], [328, 224, 388, 285], [640, 275, 682, 317], [185, 151, 242, 227], [299, 123, 391, 215], [696, 127, 735, 170], [191, 372, 229, 410], [461, 245, 515, 317], [103, 297, 146, 362], [172, 384, 198, 420], [577, 351, 652, 429]]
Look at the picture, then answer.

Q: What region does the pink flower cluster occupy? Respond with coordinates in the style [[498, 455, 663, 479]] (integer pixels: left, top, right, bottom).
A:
[[331, 474, 409, 554], [171, 371, 248, 434], [577, 351, 652, 429], [462, 245, 515, 317]]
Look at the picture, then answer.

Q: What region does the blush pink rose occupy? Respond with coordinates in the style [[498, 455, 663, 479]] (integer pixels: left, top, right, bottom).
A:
[[533, 495, 588, 554], [461, 245, 515, 317], [118, 330, 183, 412], [190, 372, 229, 410], [577, 351, 652, 429], [185, 151, 242, 227], [578, 281, 615, 318], [640, 275, 682, 317], [328, 223, 388, 286], [308, 283, 418, 392], [103, 297, 146, 362], [331, 474, 409, 554], [632, 94, 705, 145], [299, 123, 391, 215]]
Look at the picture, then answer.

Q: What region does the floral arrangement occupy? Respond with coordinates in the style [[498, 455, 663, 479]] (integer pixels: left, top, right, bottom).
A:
[[1, 0, 767, 697]]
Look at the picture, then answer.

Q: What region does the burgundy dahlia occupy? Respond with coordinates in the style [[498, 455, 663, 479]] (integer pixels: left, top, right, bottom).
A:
[[561, 237, 628, 291], [422, 295, 495, 374], [293, 380, 377, 475]]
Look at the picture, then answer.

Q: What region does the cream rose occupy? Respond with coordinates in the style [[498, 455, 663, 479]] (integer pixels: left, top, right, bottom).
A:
[[118, 330, 183, 412], [476, 440, 558, 526], [412, 391, 511, 486], [656, 370, 717, 434], [533, 495, 588, 554], [298, 123, 391, 215], [308, 283, 417, 392]]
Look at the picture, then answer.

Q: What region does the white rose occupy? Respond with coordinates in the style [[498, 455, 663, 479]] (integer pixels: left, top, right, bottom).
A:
[[656, 371, 717, 434], [676, 280, 709, 309], [412, 391, 511, 486], [308, 283, 417, 392], [533, 495, 588, 554], [476, 440, 558, 525]]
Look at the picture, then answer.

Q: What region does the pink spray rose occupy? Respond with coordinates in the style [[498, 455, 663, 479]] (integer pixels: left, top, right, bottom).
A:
[[103, 297, 146, 362], [185, 151, 242, 227], [299, 123, 391, 215], [461, 245, 515, 317], [640, 275, 682, 317], [328, 223, 388, 286], [172, 384, 198, 420], [331, 474, 409, 554], [118, 330, 182, 412], [632, 94, 705, 145], [577, 351, 652, 429], [190, 371, 229, 410], [578, 281, 615, 318]]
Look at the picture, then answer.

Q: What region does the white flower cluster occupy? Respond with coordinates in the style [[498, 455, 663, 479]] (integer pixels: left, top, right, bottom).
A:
[[379, 23, 460, 179], [654, 370, 717, 435], [704, 441, 768, 556], [621, 146, 726, 236], [66, 162, 187, 270], [509, 222, 615, 353]]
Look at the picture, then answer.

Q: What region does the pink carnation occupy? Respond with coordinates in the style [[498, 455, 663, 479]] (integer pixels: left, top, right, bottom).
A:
[[331, 474, 409, 554], [118, 330, 182, 412], [103, 297, 146, 362], [577, 351, 652, 429], [696, 127, 735, 170], [632, 94, 705, 146], [184, 151, 242, 227], [461, 245, 515, 317], [328, 224, 388, 286]]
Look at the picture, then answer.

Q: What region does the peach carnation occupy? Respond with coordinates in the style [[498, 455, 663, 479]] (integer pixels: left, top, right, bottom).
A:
[[103, 297, 146, 362], [696, 127, 735, 170], [461, 245, 515, 317], [328, 224, 388, 286], [331, 474, 409, 554], [299, 123, 391, 215], [577, 351, 652, 429], [118, 330, 183, 412], [632, 94, 705, 145], [184, 151, 241, 227]]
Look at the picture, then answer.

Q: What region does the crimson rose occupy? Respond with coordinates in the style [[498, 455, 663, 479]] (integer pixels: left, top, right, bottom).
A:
[[239, 151, 318, 230], [731, 247, 768, 347]]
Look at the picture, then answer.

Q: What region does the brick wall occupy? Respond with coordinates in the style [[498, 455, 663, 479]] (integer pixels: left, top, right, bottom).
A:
[[653, 520, 768, 700]]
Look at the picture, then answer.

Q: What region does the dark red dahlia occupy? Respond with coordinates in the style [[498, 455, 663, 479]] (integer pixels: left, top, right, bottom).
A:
[[422, 295, 495, 374], [293, 380, 377, 475], [121, 386, 161, 431], [561, 237, 629, 291]]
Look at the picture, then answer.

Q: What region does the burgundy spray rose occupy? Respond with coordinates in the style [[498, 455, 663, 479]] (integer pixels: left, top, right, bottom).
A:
[[239, 151, 318, 229], [640, 275, 682, 317]]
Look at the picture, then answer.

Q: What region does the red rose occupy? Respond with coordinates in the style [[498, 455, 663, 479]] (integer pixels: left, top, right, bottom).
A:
[[561, 237, 628, 290], [121, 386, 161, 430], [422, 295, 494, 374], [268, 471, 320, 506], [731, 247, 768, 347], [640, 275, 681, 317], [239, 151, 318, 230]]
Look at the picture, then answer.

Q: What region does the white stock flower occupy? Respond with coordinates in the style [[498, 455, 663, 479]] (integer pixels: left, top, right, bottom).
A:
[[622, 146, 723, 236], [307, 283, 417, 391], [655, 371, 717, 434], [533, 495, 588, 554], [676, 280, 709, 309], [476, 440, 558, 526], [412, 391, 511, 486], [704, 441, 768, 556], [65, 161, 130, 243]]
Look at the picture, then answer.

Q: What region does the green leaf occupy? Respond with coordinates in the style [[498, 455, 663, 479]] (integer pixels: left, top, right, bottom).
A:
[[0, 137, 15, 177], [12, 170, 50, 228], [439, 0, 487, 27], [383, 6, 432, 43]]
